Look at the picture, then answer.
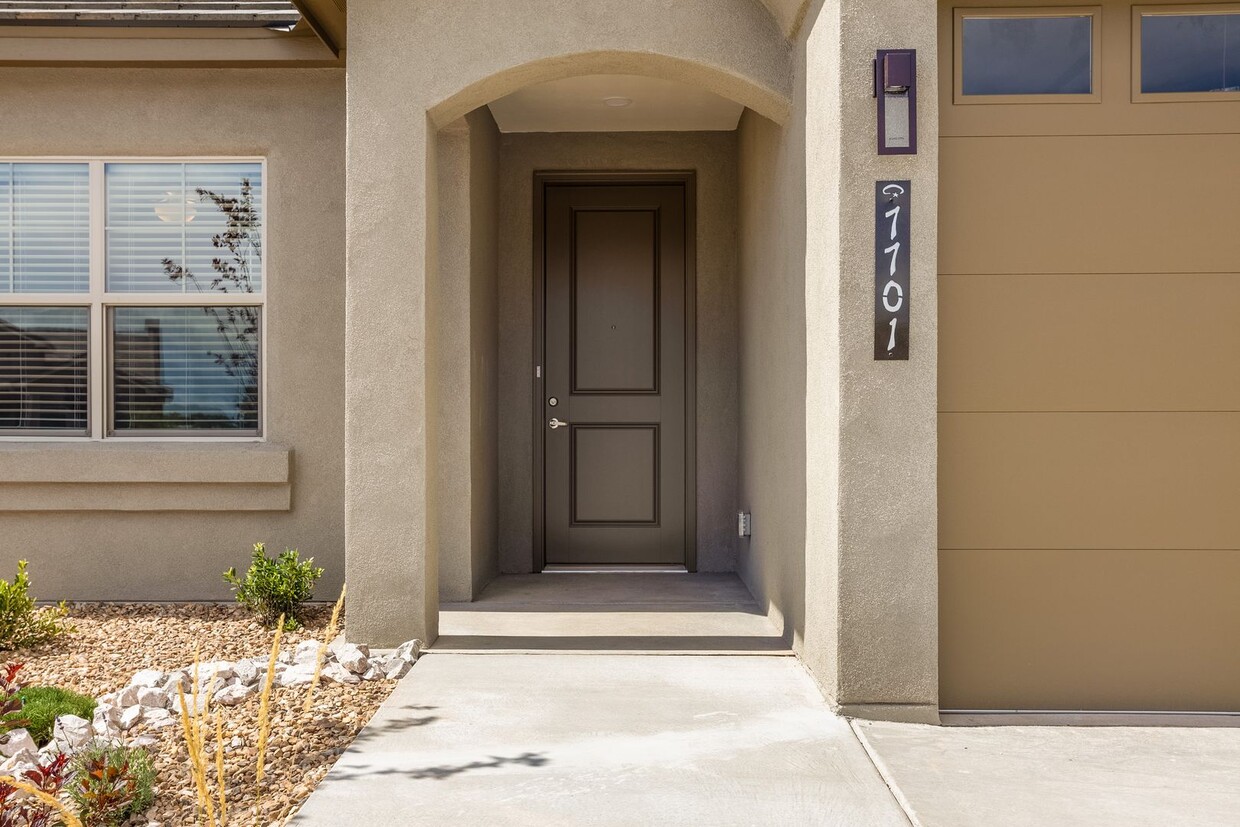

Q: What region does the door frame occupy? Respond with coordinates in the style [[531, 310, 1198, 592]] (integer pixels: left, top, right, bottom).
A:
[[532, 171, 697, 572]]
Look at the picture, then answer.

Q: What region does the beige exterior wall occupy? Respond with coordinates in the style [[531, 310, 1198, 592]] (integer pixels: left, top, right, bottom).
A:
[[496, 130, 740, 574], [433, 108, 501, 602], [800, 0, 941, 723], [0, 68, 346, 601], [737, 108, 807, 650]]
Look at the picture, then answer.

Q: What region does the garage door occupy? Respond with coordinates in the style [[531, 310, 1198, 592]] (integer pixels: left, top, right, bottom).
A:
[[939, 0, 1240, 710]]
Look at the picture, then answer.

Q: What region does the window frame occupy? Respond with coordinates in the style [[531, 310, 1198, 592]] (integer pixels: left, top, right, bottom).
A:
[[1132, 3, 1240, 102], [0, 156, 268, 442], [953, 6, 1104, 105]]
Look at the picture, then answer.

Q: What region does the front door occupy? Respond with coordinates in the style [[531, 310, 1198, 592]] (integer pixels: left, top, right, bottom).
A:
[[539, 177, 693, 567]]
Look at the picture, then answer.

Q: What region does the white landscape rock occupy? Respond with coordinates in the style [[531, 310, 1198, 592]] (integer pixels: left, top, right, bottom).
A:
[[0, 727, 37, 759], [197, 661, 236, 684], [162, 670, 191, 693], [120, 705, 144, 731], [143, 708, 176, 730], [277, 665, 317, 688], [320, 661, 360, 685], [233, 658, 260, 686], [293, 640, 322, 665], [0, 747, 39, 777], [213, 682, 259, 706], [396, 639, 422, 663], [93, 703, 122, 737], [129, 669, 165, 688], [330, 641, 370, 675], [137, 686, 170, 709], [117, 684, 142, 708], [52, 714, 92, 753]]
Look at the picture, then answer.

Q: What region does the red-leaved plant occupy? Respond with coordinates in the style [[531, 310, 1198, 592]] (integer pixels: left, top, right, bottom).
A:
[[0, 752, 70, 827], [0, 663, 28, 735]]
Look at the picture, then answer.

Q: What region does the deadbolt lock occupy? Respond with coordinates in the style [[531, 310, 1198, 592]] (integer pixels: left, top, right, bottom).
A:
[[548, 397, 558, 407]]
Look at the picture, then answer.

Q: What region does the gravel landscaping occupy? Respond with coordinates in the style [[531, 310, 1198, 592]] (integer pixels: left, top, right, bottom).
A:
[[2, 602, 410, 826]]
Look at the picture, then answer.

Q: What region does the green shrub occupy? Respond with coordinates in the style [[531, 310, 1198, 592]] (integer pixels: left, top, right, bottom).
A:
[[0, 560, 72, 650], [223, 542, 324, 631], [69, 743, 156, 827], [9, 685, 97, 746]]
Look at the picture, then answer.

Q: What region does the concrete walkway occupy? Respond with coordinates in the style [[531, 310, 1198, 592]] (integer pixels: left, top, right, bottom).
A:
[[293, 654, 909, 826], [293, 574, 1240, 825]]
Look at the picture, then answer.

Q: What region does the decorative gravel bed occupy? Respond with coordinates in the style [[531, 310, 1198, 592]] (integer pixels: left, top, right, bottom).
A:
[[3, 603, 405, 826]]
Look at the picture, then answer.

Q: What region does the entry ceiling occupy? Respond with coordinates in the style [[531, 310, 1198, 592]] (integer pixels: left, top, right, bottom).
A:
[[487, 74, 746, 133]]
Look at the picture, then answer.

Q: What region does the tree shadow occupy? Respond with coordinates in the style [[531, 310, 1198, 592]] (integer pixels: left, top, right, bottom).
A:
[[327, 751, 549, 781], [352, 705, 442, 743]]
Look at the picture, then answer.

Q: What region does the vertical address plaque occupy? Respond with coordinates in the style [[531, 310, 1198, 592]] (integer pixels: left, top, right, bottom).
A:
[[875, 180, 910, 360]]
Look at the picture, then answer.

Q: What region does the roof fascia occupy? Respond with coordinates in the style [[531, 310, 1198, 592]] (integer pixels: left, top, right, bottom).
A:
[[0, 25, 340, 66]]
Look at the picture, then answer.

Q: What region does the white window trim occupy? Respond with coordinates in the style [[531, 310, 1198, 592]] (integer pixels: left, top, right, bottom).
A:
[[0, 156, 268, 443]]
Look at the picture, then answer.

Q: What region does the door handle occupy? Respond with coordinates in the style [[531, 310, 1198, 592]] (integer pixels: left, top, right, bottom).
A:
[[549, 418, 568, 430]]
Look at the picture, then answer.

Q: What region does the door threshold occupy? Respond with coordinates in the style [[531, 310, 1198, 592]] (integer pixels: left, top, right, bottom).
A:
[[541, 564, 688, 574]]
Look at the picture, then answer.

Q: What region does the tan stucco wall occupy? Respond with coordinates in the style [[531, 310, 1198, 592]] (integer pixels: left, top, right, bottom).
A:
[[737, 109, 807, 649], [496, 131, 740, 574], [0, 68, 346, 602], [801, 0, 940, 722], [433, 109, 501, 603]]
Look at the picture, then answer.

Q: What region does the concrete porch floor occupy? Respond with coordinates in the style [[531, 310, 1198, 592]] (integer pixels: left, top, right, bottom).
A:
[[434, 572, 793, 654]]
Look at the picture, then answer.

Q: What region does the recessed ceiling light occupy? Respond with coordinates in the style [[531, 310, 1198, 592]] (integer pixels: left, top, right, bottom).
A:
[[603, 96, 633, 108]]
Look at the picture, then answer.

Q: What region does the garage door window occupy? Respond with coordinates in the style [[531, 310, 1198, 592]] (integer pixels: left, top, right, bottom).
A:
[[1135, 5, 1240, 99], [955, 7, 1102, 103]]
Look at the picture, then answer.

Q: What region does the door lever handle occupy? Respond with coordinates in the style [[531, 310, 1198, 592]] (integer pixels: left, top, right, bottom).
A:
[[549, 418, 568, 430]]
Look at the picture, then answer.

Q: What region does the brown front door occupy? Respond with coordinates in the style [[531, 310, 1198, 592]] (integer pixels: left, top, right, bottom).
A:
[[539, 178, 693, 567]]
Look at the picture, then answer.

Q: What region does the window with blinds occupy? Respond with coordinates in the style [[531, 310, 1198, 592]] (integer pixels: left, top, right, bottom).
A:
[[0, 307, 89, 434], [0, 158, 264, 439], [0, 163, 90, 294], [106, 162, 263, 294], [111, 306, 260, 433]]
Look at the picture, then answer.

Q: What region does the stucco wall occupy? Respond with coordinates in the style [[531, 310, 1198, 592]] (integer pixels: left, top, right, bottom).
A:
[[496, 130, 740, 574], [737, 108, 808, 651], [432, 109, 501, 602], [801, 0, 941, 722], [0, 68, 346, 601]]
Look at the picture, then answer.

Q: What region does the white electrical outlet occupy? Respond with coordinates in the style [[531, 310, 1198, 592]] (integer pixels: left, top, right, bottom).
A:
[[738, 511, 752, 538]]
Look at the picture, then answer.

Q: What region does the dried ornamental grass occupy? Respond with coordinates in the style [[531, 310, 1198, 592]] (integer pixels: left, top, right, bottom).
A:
[[0, 774, 84, 827], [303, 584, 346, 713], [254, 612, 284, 818]]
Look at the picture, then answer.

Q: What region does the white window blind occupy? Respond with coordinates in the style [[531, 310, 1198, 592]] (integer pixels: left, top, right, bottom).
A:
[[0, 306, 89, 434], [111, 306, 260, 433], [0, 163, 90, 294], [106, 162, 263, 294]]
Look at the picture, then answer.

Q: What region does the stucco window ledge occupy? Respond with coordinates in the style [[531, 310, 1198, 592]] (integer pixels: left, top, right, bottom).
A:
[[0, 443, 291, 512]]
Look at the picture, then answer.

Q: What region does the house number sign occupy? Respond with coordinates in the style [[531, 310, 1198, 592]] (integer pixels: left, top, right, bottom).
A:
[[874, 180, 910, 360]]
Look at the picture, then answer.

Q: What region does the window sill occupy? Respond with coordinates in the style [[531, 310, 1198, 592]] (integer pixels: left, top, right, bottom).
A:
[[0, 442, 291, 512]]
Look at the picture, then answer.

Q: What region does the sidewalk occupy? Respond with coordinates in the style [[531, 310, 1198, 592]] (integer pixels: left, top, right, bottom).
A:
[[291, 653, 909, 826], [855, 717, 1240, 827]]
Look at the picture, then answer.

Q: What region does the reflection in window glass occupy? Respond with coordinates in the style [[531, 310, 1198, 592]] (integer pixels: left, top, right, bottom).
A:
[[105, 162, 263, 293], [1142, 13, 1240, 93], [962, 15, 1094, 95], [0, 164, 90, 294], [111, 306, 260, 433], [0, 306, 88, 433]]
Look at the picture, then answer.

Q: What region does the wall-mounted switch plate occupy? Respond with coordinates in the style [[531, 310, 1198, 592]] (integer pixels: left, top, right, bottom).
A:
[[738, 511, 752, 538]]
